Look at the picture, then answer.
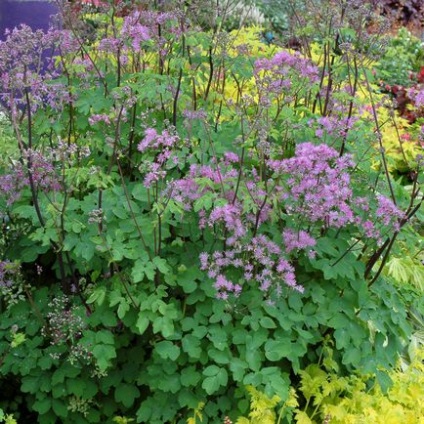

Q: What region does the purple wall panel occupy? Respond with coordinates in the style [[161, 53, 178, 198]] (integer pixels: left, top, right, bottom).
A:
[[0, 0, 59, 39]]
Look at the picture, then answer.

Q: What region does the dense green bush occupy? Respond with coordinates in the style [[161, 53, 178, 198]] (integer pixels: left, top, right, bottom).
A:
[[0, 1, 422, 423]]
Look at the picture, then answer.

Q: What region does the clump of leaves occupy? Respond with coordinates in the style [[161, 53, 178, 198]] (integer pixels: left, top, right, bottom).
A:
[[375, 28, 424, 88], [235, 346, 424, 424], [0, 1, 422, 424]]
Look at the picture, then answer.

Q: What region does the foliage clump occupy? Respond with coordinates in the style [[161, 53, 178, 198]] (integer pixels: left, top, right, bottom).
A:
[[236, 346, 424, 424], [0, 1, 422, 423]]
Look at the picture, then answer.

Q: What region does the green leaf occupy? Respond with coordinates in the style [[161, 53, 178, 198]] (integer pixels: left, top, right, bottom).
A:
[[65, 379, 86, 397], [153, 316, 175, 338], [334, 328, 350, 350], [153, 257, 170, 275], [95, 330, 115, 345], [265, 340, 292, 361], [117, 301, 130, 320], [155, 341, 181, 361], [182, 335, 202, 359], [51, 363, 81, 385], [245, 348, 262, 371], [376, 369, 393, 394], [178, 367, 201, 391], [202, 367, 228, 395], [207, 327, 228, 351], [32, 397, 51, 415], [208, 348, 231, 364], [92, 344, 117, 371], [51, 399, 68, 418], [38, 355, 53, 371], [21, 376, 39, 393], [342, 347, 361, 367], [132, 258, 148, 283], [229, 358, 248, 382], [82, 379, 98, 399], [260, 316, 277, 329], [135, 313, 150, 335], [88, 305, 118, 327], [203, 365, 220, 377], [86, 286, 106, 306], [264, 371, 289, 396], [178, 389, 201, 408], [177, 266, 202, 294], [115, 383, 140, 408]]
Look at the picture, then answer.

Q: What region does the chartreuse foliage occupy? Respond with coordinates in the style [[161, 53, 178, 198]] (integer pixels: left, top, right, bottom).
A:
[[236, 345, 424, 424], [0, 409, 17, 424], [0, 1, 423, 424]]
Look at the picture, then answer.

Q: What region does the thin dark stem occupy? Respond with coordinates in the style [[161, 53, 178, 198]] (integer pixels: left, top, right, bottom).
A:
[[339, 55, 358, 156], [173, 68, 183, 127], [362, 67, 397, 205], [368, 232, 398, 286], [204, 47, 214, 101]]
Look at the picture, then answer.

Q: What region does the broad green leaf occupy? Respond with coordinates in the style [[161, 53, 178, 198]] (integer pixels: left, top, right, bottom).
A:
[[87, 286, 107, 306], [181, 366, 201, 387], [202, 367, 228, 395], [115, 383, 140, 408], [95, 330, 115, 345], [155, 340, 180, 361], [51, 399, 68, 418], [265, 340, 292, 361], [136, 313, 149, 335], [32, 398, 51, 415], [260, 316, 277, 329], [376, 369, 393, 394], [229, 358, 248, 382], [182, 335, 202, 359], [66, 379, 86, 397], [92, 344, 117, 371]]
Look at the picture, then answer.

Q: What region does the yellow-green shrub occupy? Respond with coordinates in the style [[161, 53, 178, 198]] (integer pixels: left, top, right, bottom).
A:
[[236, 348, 424, 424]]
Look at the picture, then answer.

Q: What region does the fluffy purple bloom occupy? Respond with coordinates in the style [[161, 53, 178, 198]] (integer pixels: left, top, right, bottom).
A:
[[254, 50, 319, 94], [376, 195, 404, 230], [208, 203, 246, 242], [88, 114, 111, 126], [213, 274, 242, 299], [121, 11, 151, 52], [283, 229, 316, 253], [268, 142, 354, 228]]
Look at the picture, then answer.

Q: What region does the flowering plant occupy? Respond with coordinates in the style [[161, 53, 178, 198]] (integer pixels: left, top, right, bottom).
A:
[[0, 1, 422, 423]]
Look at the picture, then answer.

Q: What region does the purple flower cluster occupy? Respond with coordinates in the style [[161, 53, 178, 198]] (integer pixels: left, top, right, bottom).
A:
[[314, 115, 357, 139], [200, 231, 306, 300], [208, 203, 245, 245], [0, 260, 17, 288], [137, 127, 180, 188], [121, 11, 151, 52], [0, 173, 24, 206], [96, 10, 151, 66], [376, 195, 405, 231], [268, 143, 355, 227], [408, 87, 424, 108], [164, 141, 405, 300], [255, 51, 319, 82], [0, 149, 61, 205], [254, 50, 319, 104], [88, 114, 111, 126], [24, 150, 62, 192], [283, 229, 316, 254], [0, 25, 76, 112]]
